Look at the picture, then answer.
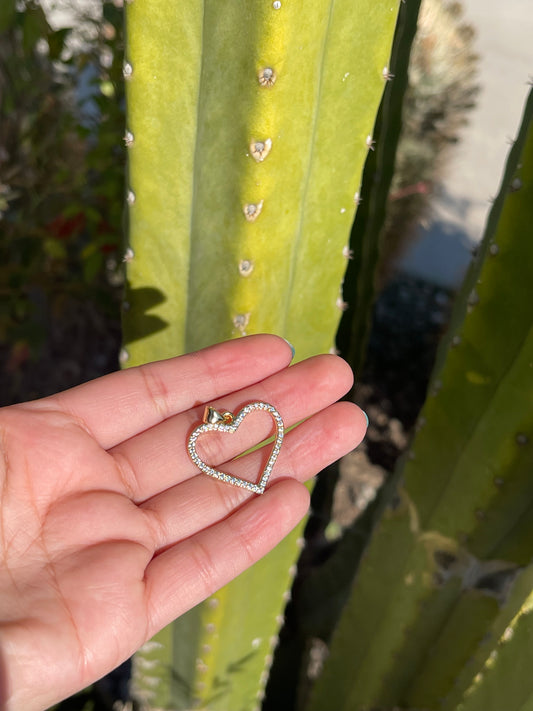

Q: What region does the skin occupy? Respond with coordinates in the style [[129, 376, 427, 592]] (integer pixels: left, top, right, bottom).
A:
[[0, 335, 367, 710]]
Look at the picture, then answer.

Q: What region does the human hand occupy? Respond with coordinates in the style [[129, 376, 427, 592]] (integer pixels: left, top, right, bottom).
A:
[[0, 335, 367, 710]]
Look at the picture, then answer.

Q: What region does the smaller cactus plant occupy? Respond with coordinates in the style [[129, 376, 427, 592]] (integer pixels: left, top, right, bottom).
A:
[[308, 84, 533, 711]]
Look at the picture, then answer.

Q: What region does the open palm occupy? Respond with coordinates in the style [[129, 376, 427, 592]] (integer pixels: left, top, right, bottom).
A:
[[0, 335, 366, 710]]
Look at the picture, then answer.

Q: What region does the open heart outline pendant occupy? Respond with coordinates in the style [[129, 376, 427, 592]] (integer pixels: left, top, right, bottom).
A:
[[187, 402, 284, 494]]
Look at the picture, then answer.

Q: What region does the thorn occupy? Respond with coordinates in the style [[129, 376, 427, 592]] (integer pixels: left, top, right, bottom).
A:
[[366, 135, 375, 151], [250, 138, 272, 162], [336, 297, 348, 311], [272, 0, 281, 8], [122, 247, 134, 263], [239, 259, 254, 276], [233, 313, 251, 333], [123, 61, 133, 79], [382, 66, 395, 81], [123, 130, 134, 146], [467, 289, 479, 309], [243, 200, 264, 222], [127, 189, 135, 205], [342, 245, 354, 259], [258, 67, 276, 87]]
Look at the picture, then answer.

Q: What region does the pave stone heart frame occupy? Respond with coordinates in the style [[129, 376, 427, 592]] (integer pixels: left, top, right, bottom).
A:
[[187, 402, 284, 494]]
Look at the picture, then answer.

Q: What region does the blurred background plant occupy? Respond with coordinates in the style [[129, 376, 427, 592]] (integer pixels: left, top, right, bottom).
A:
[[379, 0, 479, 284], [0, 0, 124, 401]]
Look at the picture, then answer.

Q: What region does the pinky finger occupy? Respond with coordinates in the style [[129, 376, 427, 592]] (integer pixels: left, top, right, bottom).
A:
[[143, 478, 309, 635]]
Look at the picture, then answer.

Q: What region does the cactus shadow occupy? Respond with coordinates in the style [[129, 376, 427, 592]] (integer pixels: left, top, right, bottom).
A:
[[123, 286, 169, 344]]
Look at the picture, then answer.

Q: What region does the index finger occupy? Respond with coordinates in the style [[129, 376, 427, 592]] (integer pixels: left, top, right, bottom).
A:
[[24, 335, 294, 449]]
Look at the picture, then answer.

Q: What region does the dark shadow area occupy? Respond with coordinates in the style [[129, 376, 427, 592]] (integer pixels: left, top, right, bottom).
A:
[[122, 286, 169, 345]]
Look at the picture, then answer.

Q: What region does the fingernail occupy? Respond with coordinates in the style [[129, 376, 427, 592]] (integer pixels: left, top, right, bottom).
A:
[[362, 410, 369, 427], [282, 337, 295, 359]]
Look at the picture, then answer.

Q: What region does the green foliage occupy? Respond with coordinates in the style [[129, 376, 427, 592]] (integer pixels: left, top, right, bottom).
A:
[[308, 86, 533, 711], [0, 1, 124, 362]]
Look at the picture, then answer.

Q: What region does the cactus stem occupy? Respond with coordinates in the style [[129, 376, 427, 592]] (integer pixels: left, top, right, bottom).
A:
[[258, 67, 277, 87], [243, 200, 264, 221]]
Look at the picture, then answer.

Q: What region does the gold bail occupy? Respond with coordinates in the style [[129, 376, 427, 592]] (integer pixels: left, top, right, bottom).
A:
[[203, 406, 234, 425]]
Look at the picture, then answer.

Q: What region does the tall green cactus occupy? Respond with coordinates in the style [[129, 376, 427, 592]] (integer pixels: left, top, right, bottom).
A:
[[308, 86, 533, 711], [123, 1, 400, 708]]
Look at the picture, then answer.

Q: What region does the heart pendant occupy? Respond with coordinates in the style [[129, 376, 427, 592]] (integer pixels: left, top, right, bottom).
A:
[[187, 402, 284, 494]]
